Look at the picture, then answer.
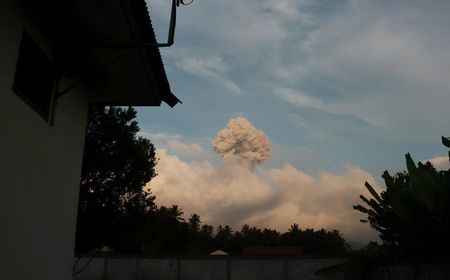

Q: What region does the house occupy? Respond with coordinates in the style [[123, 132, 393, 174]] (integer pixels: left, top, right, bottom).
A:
[[0, 0, 180, 279], [242, 246, 304, 256]]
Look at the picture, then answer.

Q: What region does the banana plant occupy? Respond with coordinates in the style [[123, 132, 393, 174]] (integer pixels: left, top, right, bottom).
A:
[[354, 136, 450, 254], [443, 136, 450, 162]]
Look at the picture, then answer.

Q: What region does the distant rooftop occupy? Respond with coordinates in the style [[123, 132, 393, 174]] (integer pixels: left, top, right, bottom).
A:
[[210, 249, 229, 256]]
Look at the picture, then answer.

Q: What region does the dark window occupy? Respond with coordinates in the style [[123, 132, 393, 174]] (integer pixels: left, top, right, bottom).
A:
[[13, 31, 56, 122]]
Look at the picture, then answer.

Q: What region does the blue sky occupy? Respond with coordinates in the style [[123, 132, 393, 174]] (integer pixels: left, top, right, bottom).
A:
[[137, 0, 450, 242]]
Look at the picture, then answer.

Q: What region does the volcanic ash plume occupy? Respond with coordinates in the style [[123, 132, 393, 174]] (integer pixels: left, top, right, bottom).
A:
[[212, 117, 272, 169]]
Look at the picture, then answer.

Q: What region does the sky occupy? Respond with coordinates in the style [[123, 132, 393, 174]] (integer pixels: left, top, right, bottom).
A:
[[137, 0, 450, 243]]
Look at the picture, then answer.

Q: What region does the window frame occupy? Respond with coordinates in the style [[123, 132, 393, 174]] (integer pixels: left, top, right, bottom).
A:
[[13, 31, 57, 124]]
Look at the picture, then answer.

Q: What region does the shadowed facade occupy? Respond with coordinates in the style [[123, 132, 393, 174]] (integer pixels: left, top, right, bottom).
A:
[[0, 0, 180, 279]]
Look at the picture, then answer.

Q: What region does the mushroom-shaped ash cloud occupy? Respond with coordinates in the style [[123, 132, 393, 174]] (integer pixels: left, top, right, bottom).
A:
[[212, 117, 272, 170]]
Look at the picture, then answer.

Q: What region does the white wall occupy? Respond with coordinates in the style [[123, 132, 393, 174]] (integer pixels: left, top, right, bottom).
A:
[[0, 1, 89, 279]]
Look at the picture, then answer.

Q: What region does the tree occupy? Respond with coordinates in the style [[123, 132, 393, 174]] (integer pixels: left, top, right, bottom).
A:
[[167, 205, 185, 222], [75, 106, 158, 254], [188, 213, 201, 232], [215, 225, 233, 250], [354, 137, 450, 257], [288, 223, 300, 234], [200, 224, 214, 238]]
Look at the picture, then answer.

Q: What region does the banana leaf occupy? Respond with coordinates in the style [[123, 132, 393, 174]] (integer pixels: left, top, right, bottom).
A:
[[405, 153, 442, 210]]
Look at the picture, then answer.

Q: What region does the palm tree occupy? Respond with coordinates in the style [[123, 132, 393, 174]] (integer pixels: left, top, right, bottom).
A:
[[168, 205, 185, 222], [289, 223, 300, 234], [188, 213, 201, 232], [200, 224, 214, 238]]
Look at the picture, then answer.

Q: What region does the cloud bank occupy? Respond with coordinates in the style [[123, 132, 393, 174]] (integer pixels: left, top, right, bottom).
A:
[[145, 117, 382, 242], [147, 148, 381, 243]]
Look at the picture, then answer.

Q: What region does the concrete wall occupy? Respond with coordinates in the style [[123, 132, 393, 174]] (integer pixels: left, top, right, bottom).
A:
[[73, 257, 348, 280], [371, 263, 450, 280], [0, 1, 90, 279], [73, 258, 450, 280]]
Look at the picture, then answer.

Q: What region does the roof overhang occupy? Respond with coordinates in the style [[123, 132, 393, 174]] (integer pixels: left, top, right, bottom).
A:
[[22, 0, 180, 107]]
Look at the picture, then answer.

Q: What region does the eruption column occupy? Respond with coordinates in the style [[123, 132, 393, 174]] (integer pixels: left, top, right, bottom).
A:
[[212, 117, 272, 170]]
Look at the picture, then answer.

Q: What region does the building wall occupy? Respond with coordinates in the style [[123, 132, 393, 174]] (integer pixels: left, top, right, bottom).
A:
[[0, 1, 89, 279]]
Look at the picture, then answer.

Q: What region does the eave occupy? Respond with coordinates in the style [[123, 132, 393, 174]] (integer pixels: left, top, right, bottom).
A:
[[23, 0, 181, 107]]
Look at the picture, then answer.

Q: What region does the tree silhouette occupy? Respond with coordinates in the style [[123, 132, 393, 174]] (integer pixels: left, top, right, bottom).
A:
[[138, 208, 348, 256], [354, 137, 450, 257], [188, 213, 201, 232], [215, 225, 233, 251], [167, 205, 185, 222], [289, 223, 300, 234], [75, 106, 157, 254], [200, 224, 214, 238]]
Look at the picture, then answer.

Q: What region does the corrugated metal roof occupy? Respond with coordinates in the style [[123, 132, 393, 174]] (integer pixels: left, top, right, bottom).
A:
[[23, 0, 180, 107], [129, 0, 180, 107]]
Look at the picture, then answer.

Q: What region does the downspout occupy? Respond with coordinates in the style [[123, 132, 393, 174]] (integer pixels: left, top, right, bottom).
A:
[[102, 0, 193, 49]]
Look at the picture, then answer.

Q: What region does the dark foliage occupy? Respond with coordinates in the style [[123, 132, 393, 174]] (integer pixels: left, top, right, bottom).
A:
[[137, 214, 348, 256], [75, 106, 157, 254], [354, 137, 450, 258]]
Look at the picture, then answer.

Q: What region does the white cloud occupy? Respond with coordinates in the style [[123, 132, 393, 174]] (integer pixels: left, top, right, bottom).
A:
[[275, 87, 388, 127], [271, 0, 450, 136], [146, 149, 382, 242], [139, 131, 182, 141], [175, 55, 243, 95], [167, 139, 204, 155], [151, 0, 450, 141], [275, 87, 325, 112], [176, 56, 229, 77], [147, 149, 277, 226], [151, 0, 288, 90], [221, 81, 243, 96], [138, 131, 205, 156]]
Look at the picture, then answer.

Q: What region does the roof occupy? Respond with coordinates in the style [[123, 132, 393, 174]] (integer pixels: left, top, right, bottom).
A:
[[22, 0, 180, 107], [242, 246, 303, 256], [129, 0, 181, 107], [210, 250, 229, 256]]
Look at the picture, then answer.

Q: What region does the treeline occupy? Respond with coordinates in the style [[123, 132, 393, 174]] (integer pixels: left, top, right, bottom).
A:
[[75, 106, 348, 257], [119, 206, 348, 256]]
